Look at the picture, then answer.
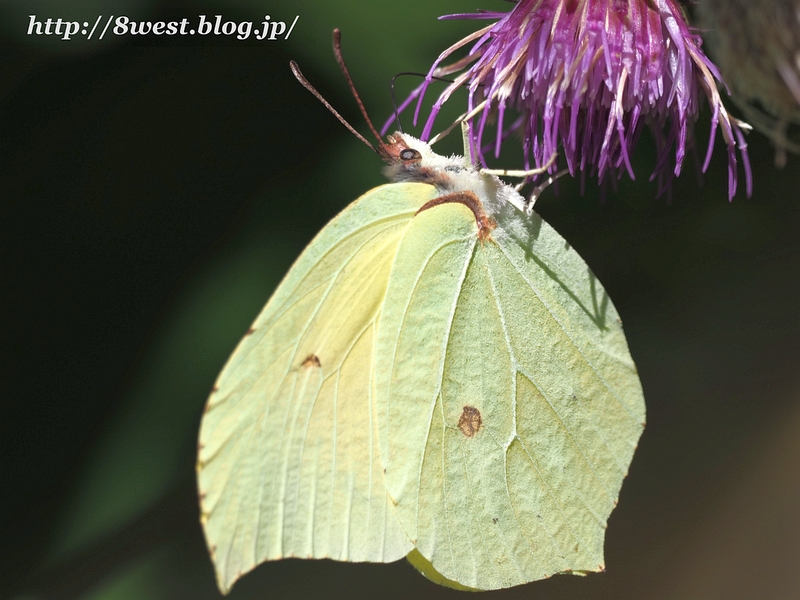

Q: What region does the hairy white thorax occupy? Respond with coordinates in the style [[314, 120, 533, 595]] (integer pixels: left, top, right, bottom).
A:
[[381, 133, 530, 216]]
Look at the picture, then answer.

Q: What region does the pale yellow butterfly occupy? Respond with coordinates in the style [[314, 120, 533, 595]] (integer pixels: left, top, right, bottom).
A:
[[197, 29, 645, 594]]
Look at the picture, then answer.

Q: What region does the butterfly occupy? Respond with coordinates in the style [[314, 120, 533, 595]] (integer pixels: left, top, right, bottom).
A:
[[197, 29, 645, 594]]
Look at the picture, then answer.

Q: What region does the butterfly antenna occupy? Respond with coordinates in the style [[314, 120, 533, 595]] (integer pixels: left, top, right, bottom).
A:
[[289, 60, 379, 155], [332, 29, 391, 158]]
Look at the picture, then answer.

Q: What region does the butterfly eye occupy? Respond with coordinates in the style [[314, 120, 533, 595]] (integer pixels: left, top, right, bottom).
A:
[[400, 148, 422, 162]]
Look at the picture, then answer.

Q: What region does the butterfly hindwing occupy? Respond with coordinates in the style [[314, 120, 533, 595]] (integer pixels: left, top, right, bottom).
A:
[[376, 201, 645, 590]]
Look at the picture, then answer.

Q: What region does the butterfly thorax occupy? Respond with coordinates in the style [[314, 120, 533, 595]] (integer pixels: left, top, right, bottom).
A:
[[381, 132, 525, 217]]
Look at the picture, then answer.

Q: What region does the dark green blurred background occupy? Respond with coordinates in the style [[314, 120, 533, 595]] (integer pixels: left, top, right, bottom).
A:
[[2, 1, 799, 599]]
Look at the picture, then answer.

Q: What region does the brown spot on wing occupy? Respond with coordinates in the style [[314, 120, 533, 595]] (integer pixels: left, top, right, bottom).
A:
[[302, 354, 321, 368], [458, 405, 482, 437], [245, 327, 256, 336], [202, 386, 219, 414]]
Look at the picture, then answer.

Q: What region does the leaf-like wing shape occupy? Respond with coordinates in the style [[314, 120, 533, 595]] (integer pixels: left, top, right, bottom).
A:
[[376, 201, 645, 590], [197, 183, 437, 593]]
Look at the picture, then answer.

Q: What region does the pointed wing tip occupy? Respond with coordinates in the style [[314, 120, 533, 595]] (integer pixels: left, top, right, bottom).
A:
[[215, 572, 235, 596], [212, 557, 250, 596]]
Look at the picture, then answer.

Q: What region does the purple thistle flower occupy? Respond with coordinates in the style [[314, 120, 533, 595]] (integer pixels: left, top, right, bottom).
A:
[[395, 0, 752, 200]]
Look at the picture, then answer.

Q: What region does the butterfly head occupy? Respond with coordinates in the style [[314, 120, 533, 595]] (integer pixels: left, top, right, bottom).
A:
[[289, 30, 531, 215], [380, 131, 473, 191]]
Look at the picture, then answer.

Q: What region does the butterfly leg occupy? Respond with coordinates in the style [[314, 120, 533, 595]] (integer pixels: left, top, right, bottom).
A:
[[416, 190, 496, 241], [481, 152, 559, 179], [521, 168, 569, 212]]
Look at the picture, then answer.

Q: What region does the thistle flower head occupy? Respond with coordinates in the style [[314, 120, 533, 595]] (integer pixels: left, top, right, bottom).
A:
[[396, 0, 752, 199], [698, 0, 800, 167]]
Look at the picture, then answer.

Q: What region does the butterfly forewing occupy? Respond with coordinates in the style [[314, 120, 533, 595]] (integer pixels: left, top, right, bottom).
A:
[[197, 183, 438, 593]]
